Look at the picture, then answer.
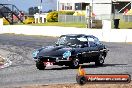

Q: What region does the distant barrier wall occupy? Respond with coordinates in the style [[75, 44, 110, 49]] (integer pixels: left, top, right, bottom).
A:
[[0, 18, 3, 26], [0, 20, 132, 42]]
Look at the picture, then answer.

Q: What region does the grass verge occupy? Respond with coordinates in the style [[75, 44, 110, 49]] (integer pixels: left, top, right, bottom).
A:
[[28, 22, 86, 28], [111, 15, 132, 29]]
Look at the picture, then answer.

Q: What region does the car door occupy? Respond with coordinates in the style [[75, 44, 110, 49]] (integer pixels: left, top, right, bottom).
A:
[[78, 37, 93, 58], [87, 37, 99, 57], [74, 36, 91, 58]]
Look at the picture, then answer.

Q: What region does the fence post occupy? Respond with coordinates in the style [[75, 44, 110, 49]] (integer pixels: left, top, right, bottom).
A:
[[65, 15, 66, 23], [102, 20, 111, 42], [0, 18, 3, 26], [0, 18, 3, 34], [128, 15, 129, 22]]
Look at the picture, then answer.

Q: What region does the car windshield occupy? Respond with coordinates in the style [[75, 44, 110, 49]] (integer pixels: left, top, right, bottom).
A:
[[56, 36, 88, 46]]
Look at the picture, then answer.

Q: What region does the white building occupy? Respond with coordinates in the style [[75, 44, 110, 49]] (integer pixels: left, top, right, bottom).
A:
[[34, 13, 48, 23], [57, 0, 132, 15]]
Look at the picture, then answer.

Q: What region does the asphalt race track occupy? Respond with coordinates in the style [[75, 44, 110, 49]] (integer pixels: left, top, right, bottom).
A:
[[0, 34, 132, 87]]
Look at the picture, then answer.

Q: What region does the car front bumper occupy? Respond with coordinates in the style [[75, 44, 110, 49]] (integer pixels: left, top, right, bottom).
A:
[[33, 56, 71, 62]]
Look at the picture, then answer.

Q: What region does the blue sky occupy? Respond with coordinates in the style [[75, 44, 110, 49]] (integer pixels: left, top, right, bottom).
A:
[[0, 0, 57, 12]]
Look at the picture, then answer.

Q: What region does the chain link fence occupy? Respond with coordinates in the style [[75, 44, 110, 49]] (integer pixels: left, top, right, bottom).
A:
[[111, 13, 132, 22], [123, 15, 132, 22], [58, 15, 86, 23], [58, 14, 112, 23], [58, 14, 112, 28], [58, 14, 132, 22], [58, 14, 132, 28]]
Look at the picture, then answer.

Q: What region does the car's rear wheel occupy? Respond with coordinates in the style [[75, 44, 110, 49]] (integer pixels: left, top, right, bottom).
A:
[[69, 58, 80, 69], [36, 60, 46, 70], [95, 54, 105, 66]]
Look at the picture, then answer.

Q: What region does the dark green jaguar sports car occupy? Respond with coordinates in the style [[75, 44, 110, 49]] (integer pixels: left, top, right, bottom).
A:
[[33, 34, 109, 70]]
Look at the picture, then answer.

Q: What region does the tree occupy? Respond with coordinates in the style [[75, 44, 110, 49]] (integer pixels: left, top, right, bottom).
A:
[[28, 7, 39, 15], [28, 7, 34, 15], [47, 11, 58, 22], [47, 9, 53, 13], [34, 7, 39, 14]]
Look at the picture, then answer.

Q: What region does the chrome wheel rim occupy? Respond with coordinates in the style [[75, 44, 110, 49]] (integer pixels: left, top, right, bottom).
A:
[[74, 59, 79, 67], [99, 55, 104, 64]]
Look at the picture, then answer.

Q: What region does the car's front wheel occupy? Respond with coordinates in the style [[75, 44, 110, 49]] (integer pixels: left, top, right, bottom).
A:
[[95, 54, 105, 66], [36, 60, 46, 70], [69, 58, 80, 69]]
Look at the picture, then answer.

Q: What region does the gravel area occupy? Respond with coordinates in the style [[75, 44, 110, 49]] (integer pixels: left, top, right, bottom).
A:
[[0, 34, 131, 88], [17, 82, 132, 88]]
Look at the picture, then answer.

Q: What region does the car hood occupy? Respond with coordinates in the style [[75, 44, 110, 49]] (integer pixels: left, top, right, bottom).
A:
[[37, 46, 72, 58]]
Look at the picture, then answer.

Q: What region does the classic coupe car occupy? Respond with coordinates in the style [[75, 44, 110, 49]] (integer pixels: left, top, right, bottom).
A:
[[33, 34, 108, 70]]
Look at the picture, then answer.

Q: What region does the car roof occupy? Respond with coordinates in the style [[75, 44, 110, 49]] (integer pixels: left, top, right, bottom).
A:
[[60, 34, 97, 38]]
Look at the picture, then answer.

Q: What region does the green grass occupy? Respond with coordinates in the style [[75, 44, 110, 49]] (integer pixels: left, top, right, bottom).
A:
[[111, 16, 132, 29], [119, 20, 132, 29], [112, 19, 132, 29], [8, 20, 132, 29], [29, 22, 86, 28], [5, 16, 132, 29]]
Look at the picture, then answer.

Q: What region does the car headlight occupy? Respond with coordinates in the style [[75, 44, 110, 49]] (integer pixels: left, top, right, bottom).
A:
[[63, 51, 71, 58], [32, 50, 39, 58]]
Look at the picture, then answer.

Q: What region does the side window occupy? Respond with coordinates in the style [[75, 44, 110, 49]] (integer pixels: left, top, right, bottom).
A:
[[77, 37, 88, 47], [87, 37, 97, 47]]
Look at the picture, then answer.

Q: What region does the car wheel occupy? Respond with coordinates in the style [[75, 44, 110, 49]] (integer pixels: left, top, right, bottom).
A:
[[36, 60, 45, 70], [95, 54, 105, 66], [69, 58, 79, 69]]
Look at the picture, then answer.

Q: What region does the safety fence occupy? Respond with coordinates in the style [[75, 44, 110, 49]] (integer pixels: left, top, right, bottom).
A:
[[58, 14, 132, 23], [58, 15, 86, 23], [123, 15, 132, 22]]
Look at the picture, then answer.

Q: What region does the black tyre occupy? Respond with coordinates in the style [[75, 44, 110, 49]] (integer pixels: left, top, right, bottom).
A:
[[36, 60, 45, 70], [76, 75, 87, 85], [95, 54, 105, 66], [69, 58, 79, 69]]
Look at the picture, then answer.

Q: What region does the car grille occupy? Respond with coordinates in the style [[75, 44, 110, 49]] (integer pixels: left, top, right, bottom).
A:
[[41, 56, 57, 62]]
